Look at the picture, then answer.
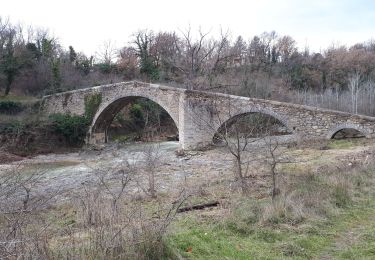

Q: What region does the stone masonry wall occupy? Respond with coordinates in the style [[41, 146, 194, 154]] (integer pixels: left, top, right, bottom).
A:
[[42, 81, 375, 149], [181, 90, 375, 148]]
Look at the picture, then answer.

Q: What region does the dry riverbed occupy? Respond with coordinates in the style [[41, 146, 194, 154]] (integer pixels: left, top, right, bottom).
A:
[[1, 138, 374, 205]]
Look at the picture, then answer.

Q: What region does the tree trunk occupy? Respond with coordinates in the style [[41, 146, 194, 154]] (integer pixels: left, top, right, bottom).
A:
[[271, 165, 279, 201], [5, 81, 11, 96]]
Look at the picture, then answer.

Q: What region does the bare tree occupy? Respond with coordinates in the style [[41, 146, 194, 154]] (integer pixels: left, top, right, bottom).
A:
[[216, 112, 283, 194], [96, 40, 118, 65], [141, 143, 163, 198], [0, 164, 60, 258], [188, 94, 287, 194], [69, 157, 189, 259], [174, 27, 216, 89], [118, 46, 139, 79], [262, 138, 295, 201], [348, 71, 362, 114], [84, 159, 136, 216]]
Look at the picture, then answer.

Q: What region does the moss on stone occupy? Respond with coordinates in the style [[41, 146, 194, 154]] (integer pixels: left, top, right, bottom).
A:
[[84, 92, 102, 122]]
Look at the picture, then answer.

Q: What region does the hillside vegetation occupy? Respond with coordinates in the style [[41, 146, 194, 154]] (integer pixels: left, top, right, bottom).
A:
[[1, 17, 375, 116]]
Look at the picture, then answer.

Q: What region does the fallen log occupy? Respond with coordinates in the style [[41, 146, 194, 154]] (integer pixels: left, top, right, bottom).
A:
[[177, 201, 220, 213]]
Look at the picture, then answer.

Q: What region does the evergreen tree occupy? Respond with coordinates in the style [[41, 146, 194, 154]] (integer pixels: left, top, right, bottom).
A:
[[69, 46, 77, 63]]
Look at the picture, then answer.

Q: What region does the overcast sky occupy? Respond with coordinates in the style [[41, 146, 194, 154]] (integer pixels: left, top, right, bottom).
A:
[[1, 0, 374, 56]]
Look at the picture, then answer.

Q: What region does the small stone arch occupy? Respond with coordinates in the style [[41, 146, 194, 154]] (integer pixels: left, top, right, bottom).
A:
[[88, 95, 179, 144], [326, 123, 369, 139], [211, 107, 293, 142]]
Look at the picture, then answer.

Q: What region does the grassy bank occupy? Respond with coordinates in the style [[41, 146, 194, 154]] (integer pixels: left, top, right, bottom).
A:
[[167, 160, 375, 259], [168, 199, 375, 259]]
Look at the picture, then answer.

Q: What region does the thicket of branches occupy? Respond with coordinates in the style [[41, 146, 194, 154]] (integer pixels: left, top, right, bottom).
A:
[[0, 151, 189, 259], [1, 17, 375, 115]]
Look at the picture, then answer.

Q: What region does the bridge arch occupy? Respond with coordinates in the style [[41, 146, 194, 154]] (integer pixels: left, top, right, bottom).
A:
[[211, 107, 293, 143], [326, 123, 370, 139], [89, 94, 179, 144], [41, 81, 375, 149]]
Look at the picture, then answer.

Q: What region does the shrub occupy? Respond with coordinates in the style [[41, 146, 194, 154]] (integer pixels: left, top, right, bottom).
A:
[[260, 195, 306, 225], [84, 93, 102, 122], [0, 101, 24, 114], [0, 121, 25, 134], [130, 103, 145, 129], [49, 114, 89, 145], [96, 63, 116, 74]]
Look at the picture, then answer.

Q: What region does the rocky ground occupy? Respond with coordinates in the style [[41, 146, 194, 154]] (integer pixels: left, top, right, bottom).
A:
[[1, 137, 374, 206]]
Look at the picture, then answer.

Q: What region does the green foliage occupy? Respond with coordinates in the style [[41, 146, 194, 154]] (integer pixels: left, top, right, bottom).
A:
[[96, 62, 117, 74], [40, 38, 55, 59], [51, 59, 62, 91], [26, 42, 42, 60], [84, 93, 102, 122], [109, 97, 177, 142], [49, 93, 101, 145], [113, 135, 132, 143], [0, 121, 24, 134], [76, 56, 93, 75], [140, 58, 160, 80], [129, 103, 145, 128], [69, 46, 77, 63], [139, 98, 168, 121], [134, 32, 160, 81], [0, 30, 22, 95], [288, 64, 309, 89], [0, 100, 23, 114], [327, 139, 359, 149], [49, 113, 89, 145]]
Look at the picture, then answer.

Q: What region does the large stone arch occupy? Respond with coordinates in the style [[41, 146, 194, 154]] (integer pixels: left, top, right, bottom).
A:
[[88, 94, 179, 144], [210, 107, 294, 141], [326, 123, 371, 139]]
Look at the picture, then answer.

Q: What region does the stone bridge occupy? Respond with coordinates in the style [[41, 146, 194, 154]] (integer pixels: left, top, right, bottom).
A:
[[42, 81, 375, 149]]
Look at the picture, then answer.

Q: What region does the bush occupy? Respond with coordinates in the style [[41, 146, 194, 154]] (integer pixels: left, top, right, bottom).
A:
[[0, 121, 23, 134], [261, 196, 305, 225], [84, 93, 102, 122], [130, 103, 145, 129], [96, 63, 117, 74], [0, 101, 24, 114], [49, 114, 89, 145]]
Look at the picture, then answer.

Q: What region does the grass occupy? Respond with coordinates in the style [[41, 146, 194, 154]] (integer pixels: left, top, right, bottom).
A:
[[166, 163, 375, 259], [167, 200, 375, 259], [0, 94, 39, 103], [327, 138, 365, 149], [321, 203, 375, 259], [0, 95, 41, 124]]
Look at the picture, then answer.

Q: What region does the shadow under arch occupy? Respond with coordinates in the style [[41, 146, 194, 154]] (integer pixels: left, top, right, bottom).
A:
[[327, 123, 368, 139], [212, 110, 293, 144], [90, 95, 179, 143]]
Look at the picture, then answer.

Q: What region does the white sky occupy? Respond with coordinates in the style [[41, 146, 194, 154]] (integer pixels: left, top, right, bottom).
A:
[[1, 0, 374, 56]]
